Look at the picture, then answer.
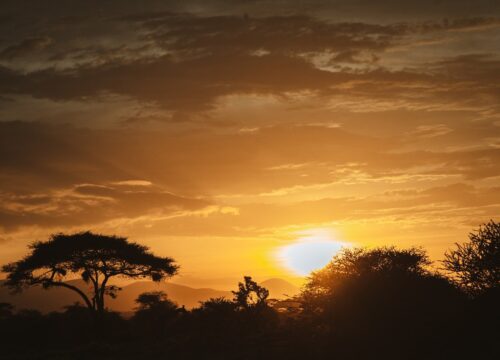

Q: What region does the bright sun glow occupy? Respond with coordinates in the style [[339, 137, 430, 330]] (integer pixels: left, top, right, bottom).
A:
[[277, 229, 347, 276]]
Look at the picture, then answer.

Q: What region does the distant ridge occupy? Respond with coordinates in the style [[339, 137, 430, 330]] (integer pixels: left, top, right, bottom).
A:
[[0, 278, 299, 313], [108, 281, 231, 311], [261, 278, 300, 298]]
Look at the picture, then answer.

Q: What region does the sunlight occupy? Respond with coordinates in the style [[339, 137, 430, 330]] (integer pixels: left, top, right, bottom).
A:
[[277, 229, 346, 276]]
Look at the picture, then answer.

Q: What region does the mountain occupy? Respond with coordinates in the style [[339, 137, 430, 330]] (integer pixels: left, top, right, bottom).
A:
[[261, 278, 300, 298], [108, 281, 231, 311], [0, 278, 298, 313], [0, 280, 230, 312], [0, 279, 84, 313]]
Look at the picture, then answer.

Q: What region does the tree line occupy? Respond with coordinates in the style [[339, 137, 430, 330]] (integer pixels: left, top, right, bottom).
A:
[[0, 221, 498, 360]]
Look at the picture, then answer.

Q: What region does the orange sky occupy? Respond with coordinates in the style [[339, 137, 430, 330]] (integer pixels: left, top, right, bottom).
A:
[[0, 1, 499, 288]]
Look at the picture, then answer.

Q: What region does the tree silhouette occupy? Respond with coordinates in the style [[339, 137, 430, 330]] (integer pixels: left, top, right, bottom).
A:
[[232, 276, 269, 309], [135, 291, 176, 311], [300, 246, 464, 359], [302, 246, 432, 309], [134, 291, 181, 317], [443, 220, 499, 295], [2, 231, 178, 314]]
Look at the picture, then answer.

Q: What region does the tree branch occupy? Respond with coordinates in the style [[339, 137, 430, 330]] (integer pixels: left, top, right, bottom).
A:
[[49, 281, 93, 310]]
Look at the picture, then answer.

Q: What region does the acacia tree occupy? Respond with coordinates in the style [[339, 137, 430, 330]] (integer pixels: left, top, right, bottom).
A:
[[2, 231, 178, 314], [444, 220, 499, 295]]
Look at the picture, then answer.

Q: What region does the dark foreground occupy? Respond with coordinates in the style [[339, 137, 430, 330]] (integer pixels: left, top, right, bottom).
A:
[[0, 285, 498, 360]]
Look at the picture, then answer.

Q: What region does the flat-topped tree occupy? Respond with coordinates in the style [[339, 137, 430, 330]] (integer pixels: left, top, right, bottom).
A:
[[1, 231, 178, 313]]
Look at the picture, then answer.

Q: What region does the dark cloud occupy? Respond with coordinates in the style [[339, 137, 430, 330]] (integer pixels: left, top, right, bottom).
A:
[[129, 14, 398, 53], [0, 9, 496, 120], [0, 1, 497, 121], [2, 1, 498, 22], [0, 36, 52, 60], [0, 180, 210, 232], [0, 54, 343, 116], [1, 50, 498, 118]]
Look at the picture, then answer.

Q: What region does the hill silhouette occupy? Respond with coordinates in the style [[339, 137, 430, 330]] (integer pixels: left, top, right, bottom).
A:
[[108, 281, 231, 311], [260, 278, 300, 298], [0, 278, 298, 312]]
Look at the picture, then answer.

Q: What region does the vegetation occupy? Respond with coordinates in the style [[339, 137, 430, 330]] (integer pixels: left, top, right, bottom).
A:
[[232, 275, 270, 309], [443, 220, 500, 294], [0, 222, 498, 359], [1, 231, 178, 314]]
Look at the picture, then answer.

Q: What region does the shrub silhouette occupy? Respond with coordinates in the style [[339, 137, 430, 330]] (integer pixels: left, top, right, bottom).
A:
[[132, 291, 183, 340]]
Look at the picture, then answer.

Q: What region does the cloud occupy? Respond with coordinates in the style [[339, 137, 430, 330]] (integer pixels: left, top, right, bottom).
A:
[[2, 121, 499, 198], [2, 52, 498, 121], [0, 181, 210, 232], [99, 182, 500, 240], [112, 180, 153, 186], [0, 9, 497, 118], [0, 37, 52, 60], [1, 120, 499, 234], [410, 124, 453, 138], [0, 2, 498, 259]]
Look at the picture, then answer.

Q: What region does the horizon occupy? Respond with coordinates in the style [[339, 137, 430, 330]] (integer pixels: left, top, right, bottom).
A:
[[1, 0, 499, 290]]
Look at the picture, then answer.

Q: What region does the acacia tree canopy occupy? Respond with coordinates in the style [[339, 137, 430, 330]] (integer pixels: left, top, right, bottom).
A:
[[1, 231, 178, 313]]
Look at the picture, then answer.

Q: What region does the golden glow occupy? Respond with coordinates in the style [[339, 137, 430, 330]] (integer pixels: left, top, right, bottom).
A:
[[0, 4, 499, 289]]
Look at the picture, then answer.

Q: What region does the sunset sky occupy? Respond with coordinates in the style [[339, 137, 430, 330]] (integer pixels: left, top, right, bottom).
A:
[[1, 1, 499, 288]]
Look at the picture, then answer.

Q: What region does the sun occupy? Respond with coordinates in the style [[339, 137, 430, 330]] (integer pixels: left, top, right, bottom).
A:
[[277, 229, 346, 276]]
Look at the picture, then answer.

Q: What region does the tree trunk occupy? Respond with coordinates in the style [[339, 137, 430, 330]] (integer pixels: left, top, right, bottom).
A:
[[97, 276, 110, 314]]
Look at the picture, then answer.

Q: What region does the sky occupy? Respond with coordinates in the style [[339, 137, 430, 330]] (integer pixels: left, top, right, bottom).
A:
[[0, 0, 499, 288]]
